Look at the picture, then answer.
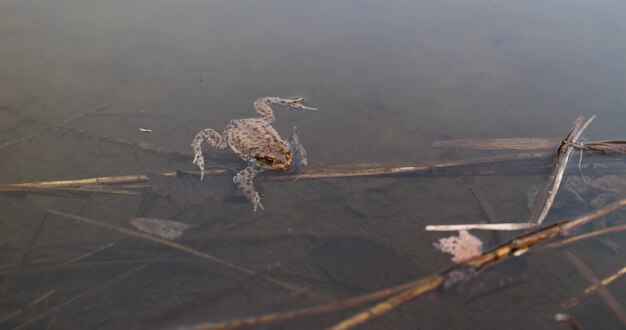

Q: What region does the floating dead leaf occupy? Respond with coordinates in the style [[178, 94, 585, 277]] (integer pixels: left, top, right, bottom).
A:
[[130, 217, 195, 240]]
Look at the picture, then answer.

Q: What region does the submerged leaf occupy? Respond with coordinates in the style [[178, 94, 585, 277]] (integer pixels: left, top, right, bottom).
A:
[[130, 217, 195, 240]]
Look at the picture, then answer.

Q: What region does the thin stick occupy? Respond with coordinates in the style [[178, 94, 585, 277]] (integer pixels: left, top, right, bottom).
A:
[[528, 116, 595, 225], [562, 265, 626, 310], [564, 251, 626, 325], [46, 209, 330, 303], [0, 103, 112, 152], [13, 264, 148, 330], [58, 242, 116, 266], [3, 213, 49, 298], [433, 137, 626, 155], [0, 289, 55, 325], [541, 224, 626, 251]]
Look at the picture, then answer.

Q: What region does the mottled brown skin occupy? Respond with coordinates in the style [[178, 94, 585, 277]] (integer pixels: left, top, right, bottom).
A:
[[191, 97, 317, 211]]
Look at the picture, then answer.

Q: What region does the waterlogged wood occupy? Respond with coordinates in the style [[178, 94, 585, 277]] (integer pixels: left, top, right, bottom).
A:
[[130, 217, 195, 240], [433, 137, 562, 150]]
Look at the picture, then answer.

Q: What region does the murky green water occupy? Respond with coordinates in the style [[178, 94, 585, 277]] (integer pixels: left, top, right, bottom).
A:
[[1, 1, 625, 329]]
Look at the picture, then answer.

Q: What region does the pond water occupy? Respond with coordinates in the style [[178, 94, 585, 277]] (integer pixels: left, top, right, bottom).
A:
[[1, 1, 625, 329]]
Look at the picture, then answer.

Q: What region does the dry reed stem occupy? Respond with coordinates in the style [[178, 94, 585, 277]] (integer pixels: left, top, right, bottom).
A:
[[433, 138, 626, 155], [433, 137, 562, 150], [562, 265, 626, 310], [528, 116, 595, 225], [564, 251, 626, 325], [426, 223, 538, 231], [0, 151, 554, 193], [541, 224, 626, 251], [46, 209, 331, 303]]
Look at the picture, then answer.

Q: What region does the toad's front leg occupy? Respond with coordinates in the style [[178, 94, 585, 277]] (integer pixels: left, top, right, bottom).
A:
[[191, 128, 229, 180], [234, 165, 264, 212], [253, 97, 318, 123]]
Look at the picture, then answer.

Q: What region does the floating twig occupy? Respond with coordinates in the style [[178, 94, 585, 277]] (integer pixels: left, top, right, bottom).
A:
[[540, 224, 626, 251], [527, 116, 595, 225], [433, 137, 626, 155], [426, 223, 538, 231], [433, 137, 562, 150], [433, 116, 598, 231]]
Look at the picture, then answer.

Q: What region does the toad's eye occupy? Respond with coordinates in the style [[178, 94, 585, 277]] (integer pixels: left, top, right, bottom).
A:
[[257, 157, 276, 165]]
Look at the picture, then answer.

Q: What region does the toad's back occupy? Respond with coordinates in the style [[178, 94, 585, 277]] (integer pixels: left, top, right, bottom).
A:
[[226, 118, 290, 163]]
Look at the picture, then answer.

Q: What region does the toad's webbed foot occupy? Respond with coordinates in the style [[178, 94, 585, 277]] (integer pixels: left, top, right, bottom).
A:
[[234, 165, 264, 212], [253, 97, 318, 123], [191, 128, 228, 180]]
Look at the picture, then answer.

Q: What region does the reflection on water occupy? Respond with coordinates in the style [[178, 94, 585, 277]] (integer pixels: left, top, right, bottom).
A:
[[1, 0, 625, 329]]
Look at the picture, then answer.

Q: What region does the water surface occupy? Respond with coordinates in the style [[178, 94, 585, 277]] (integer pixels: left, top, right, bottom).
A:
[[1, 1, 625, 329]]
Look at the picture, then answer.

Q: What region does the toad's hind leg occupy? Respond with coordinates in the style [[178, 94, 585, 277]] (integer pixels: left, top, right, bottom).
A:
[[191, 128, 228, 180], [253, 97, 318, 123], [234, 166, 264, 212]]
